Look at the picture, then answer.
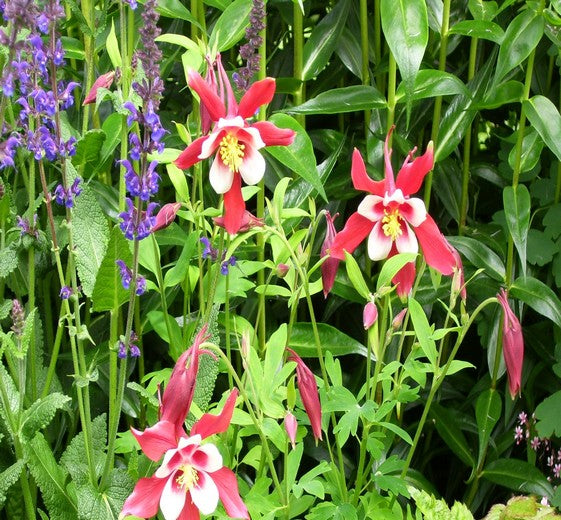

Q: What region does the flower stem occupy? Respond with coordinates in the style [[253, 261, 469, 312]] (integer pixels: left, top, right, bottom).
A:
[[359, 0, 369, 135], [386, 52, 397, 133], [293, 2, 305, 127]]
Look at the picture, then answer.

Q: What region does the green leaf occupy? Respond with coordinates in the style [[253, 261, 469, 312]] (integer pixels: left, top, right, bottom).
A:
[[493, 9, 544, 86], [479, 80, 524, 109], [286, 85, 386, 115], [166, 163, 190, 203], [475, 389, 501, 469], [448, 20, 504, 42], [106, 19, 121, 69], [0, 461, 24, 509], [376, 253, 417, 292], [448, 236, 505, 281], [92, 227, 132, 312], [302, 0, 350, 81], [72, 130, 106, 172], [408, 298, 437, 366], [482, 459, 553, 499], [24, 433, 78, 520], [98, 112, 122, 169], [209, 0, 252, 52], [507, 128, 543, 174], [76, 469, 134, 520], [344, 251, 370, 300], [527, 229, 557, 266], [430, 403, 475, 468], [61, 37, 85, 60], [147, 310, 183, 358], [524, 95, 561, 161], [395, 70, 469, 102], [510, 276, 561, 329], [20, 392, 70, 440], [265, 114, 327, 201], [0, 245, 18, 279], [289, 322, 370, 358], [503, 185, 530, 275], [381, 0, 428, 121], [155, 33, 199, 52], [535, 390, 561, 438], [153, 0, 199, 25], [73, 183, 110, 297]]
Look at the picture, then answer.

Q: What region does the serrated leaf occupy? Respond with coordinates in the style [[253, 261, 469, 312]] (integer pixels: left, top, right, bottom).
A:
[[510, 276, 561, 329], [92, 227, 132, 312], [0, 460, 24, 509], [287, 85, 386, 115], [266, 114, 327, 201], [302, 0, 350, 81], [24, 433, 77, 519], [20, 392, 70, 439], [0, 245, 18, 279], [73, 184, 110, 297], [524, 95, 561, 162]]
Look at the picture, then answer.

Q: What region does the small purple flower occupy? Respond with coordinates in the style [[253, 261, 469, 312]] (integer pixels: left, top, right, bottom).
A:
[[118, 331, 140, 358], [59, 285, 72, 299], [124, 0, 137, 9], [200, 236, 218, 261], [118, 341, 127, 358], [116, 259, 146, 295], [11, 299, 25, 337], [130, 344, 141, 357], [119, 199, 158, 240], [220, 256, 236, 275], [120, 159, 159, 201], [0, 135, 20, 169], [16, 214, 39, 238], [554, 463, 561, 479], [514, 425, 523, 444], [54, 177, 82, 208]]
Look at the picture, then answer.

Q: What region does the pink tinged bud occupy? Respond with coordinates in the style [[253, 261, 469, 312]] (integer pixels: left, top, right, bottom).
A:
[[286, 348, 323, 442], [151, 202, 181, 233], [321, 211, 340, 298], [284, 412, 298, 449], [497, 289, 524, 399], [83, 71, 115, 105], [392, 308, 407, 330], [363, 302, 378, 329], [449, 244, 466, 301], [277, 263, 289, 278], [213, 210, 264, 233]]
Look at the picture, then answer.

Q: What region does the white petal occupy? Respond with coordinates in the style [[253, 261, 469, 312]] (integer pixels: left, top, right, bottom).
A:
[[191, 443, 223, 473], [199, 131, 222, 159], [160, 472, 186, 520], [357, 195, 385, 222], [238, 146, 266, 186], [401, 197, 427, 227], [384, 188, 405, 205], [395, 222, 419, 254], [155, 448, 180, 479], [190, 471, 220, 515], [239, 126, 266, 150], [216, 116, 244, 130], [209, 156, 235, 194], [177, 434, 202, 450], [367, 221, 393, 261]]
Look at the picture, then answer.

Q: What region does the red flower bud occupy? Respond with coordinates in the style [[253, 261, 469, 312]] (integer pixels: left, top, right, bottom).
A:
[[284, 412, 297, 449], [321, 211, 340, 298], [83, 71, 115, 105], [392, 308, 407, 330], [277, 263, 289, 278], [151, 202, 181, 233], [286, 348, 322, 442], [363, 301, 378, 329], [497, 289, 524, 399]]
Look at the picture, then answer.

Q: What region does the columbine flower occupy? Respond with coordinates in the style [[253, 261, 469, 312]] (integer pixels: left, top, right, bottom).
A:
[[497, 289, 524, 399], [120, 389, 249, 520], [329, 128, 457, 297], [363, 301, 378, 330], [152, 202, 181, 233], [321, 211, 339, 298], [286, 348, 322, 442], [284, 412, 297, 450], [213, 209, 263, 233], [83, 71, 115, 105], [174, 55, 295, 234]]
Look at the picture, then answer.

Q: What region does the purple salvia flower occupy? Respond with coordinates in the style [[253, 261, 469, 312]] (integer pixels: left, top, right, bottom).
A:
[[11, 299, 25, 337], [119, 199, 158, 240], [116, 259, 146, 295], [54, 177, 81, 207], [59, 285, 72, 299], [16, 214, 38, 238], [234, 0, 265, 91]]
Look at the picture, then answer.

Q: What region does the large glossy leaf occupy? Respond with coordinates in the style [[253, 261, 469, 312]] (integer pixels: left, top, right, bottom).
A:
[[153, 0, 200, 25], [448, 236, 505, 281], [209, 0, 252, 52], [265, 114, 327, 201], [395, 70, 469, 102], [482, 459, 553, 498], [448, 20, 504, 43], [287, 86, 386, 115], [510, 276, 561, 329], [524, 95, 561, 161], [503, 185, 530, 276], [302, 0, 350, 81], [289, 322, 369, 358], [493, 9, 544, 86], [475, 389, 501, 469], [381, 0, 428, 116], [507, 128, 543, 174], [478, 80, 524, 109]]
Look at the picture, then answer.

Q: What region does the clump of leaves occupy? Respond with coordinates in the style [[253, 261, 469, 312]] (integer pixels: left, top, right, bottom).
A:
[[483, 496, 561, 520], [409, 487, 474, 520]]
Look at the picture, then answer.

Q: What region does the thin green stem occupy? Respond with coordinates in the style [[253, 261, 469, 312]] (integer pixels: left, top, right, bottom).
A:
[[360, 0, 370, 136], [386, 53, 397, 132], [293, 2, 304, 127]]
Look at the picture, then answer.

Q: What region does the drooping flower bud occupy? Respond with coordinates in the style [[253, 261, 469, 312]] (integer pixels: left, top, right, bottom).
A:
[[151, 202, 181, 233], [449, 244, 466, 302], [392, 308, 407, 330], [363, 301, 378, 329], [213, 210, 264, 233], [83, 71, 115, 105], [321, 211, 339, 298], [276, 263, 289, 278], [286, 348, 322, 442], [284, 412, 297, 449], [497, 289, 524, 399]]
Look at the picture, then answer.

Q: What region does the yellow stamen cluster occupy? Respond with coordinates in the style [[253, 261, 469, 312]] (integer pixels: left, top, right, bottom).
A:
[[382, 209, 403, 240], [176, 464, 199, 491], [219, 134, 245, 172]]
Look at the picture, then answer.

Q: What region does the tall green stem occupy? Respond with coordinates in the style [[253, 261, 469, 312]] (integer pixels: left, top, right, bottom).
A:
[[386, 53, 397, 132], [293, 3, 304, 126], [360, 0, 370, 136]]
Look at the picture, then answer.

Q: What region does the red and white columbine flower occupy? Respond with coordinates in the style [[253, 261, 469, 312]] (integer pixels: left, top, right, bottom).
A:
[[330, 128, 457, 297], [120, 389, 249, 520], [174, 56, 295, 235]]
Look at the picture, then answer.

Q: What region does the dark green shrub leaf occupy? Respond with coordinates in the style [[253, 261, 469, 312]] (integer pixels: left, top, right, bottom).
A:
[[395, 70, 469, 102], [448, 236, 505, 281], [503, 185, 530, 275], [535, 390, 561, 438], [449, 20, 503, 42], [482, 459, 553, 499], [0, 460, 24, 509], [209, 0, 251, 52], [475, 389, 501, 469], [510, 276, 561, 328], [524, 95, 561, 161]]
